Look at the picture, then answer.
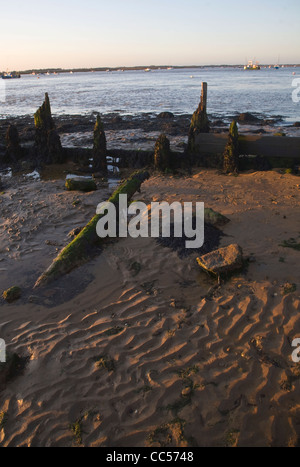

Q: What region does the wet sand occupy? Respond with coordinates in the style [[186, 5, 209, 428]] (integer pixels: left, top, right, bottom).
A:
[[0, 169, 300, 447]]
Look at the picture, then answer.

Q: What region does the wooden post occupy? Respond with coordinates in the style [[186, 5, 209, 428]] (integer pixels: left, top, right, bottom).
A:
[[187, 82, 210, 154], [201, 82, 207, 113]]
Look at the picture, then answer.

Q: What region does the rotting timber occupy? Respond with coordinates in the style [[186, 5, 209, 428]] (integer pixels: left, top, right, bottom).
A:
[[34, 170, 150, 288]]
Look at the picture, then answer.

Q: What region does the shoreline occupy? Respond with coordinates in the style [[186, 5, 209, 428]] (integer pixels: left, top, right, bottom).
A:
[[3, 64, 300, 75], [1, 112, 300, 157]]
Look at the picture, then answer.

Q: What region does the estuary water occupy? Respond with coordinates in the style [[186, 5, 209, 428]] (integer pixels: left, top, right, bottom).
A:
[[0, 67, 299, 125]]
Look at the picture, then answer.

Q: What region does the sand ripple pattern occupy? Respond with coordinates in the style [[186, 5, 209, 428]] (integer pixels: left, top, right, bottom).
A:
[[0, 238, 299, 447], [1, 171, 300, 447]]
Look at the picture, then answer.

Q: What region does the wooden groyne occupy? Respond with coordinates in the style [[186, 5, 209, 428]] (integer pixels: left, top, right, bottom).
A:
[[1, 88, 300, 172]]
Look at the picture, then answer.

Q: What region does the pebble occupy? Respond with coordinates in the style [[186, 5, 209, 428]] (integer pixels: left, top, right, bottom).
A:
[[181, 387, 192, 398]]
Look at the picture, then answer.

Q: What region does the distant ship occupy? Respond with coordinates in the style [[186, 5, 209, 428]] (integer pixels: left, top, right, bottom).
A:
[[1, 72, 21, 79], [244, 60, 260, 70], [274, 56, 280, 69]]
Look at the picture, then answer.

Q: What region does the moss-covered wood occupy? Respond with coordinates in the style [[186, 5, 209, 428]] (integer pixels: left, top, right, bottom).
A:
[[187, 83, 210, 154], [5, 124, 22, 163], [34, 170, 150, 288], [223, 120, 239, 174], [65, 177, 97, 192], [93, 115, 107, 172], [34, 93, 64, 164], [2, 286, 21, 303], [154, 134, 171, 171], [204, 208, 230, 227]]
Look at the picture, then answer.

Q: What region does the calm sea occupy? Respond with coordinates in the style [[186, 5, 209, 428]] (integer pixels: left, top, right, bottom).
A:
[[1, 67, 299, 125]]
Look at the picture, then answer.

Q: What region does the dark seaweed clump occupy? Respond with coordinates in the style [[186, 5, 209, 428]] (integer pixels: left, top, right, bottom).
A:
[[156, 222, 224, 258]]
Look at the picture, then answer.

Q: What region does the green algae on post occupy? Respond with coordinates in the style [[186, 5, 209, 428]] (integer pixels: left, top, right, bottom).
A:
[[34, 170, 150, 288], [34, 93, 64, 164], [187, 82, 210, 154], [65, 177, 97, 192], [223, 120, 239, 174], [154, 134, 171, 171], [93, 114, 107, 172]]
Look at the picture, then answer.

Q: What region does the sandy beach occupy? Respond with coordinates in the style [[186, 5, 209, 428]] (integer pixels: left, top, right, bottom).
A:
[[1, 168, 300, 447]]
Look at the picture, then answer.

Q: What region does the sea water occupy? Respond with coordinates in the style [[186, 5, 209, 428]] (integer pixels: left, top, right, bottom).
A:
[[0, 67, 299, 125]]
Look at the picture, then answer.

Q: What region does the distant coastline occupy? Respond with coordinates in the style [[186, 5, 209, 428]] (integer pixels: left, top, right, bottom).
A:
[[2, 64, 300, 75]]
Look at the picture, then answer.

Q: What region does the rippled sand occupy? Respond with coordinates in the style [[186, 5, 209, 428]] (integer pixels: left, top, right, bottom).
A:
[[0, 169, 300, 447]]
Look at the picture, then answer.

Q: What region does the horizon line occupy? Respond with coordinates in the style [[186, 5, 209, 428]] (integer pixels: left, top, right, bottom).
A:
[[2, 63, 300, 74]]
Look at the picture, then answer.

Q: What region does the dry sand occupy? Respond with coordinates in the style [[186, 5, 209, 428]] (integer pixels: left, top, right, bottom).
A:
[[0, 168, 300, 447]]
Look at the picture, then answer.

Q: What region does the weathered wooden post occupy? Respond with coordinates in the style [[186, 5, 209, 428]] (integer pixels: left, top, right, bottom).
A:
[[154, 133, 171, 171], [93, 114, 107, 172], [223, 120, 239, 174], [187, 82, 210, 155], [34, 93, 64, 164]]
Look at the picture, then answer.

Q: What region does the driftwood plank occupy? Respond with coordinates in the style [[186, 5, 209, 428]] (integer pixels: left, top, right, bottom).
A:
[[194, 134, 300, 158]]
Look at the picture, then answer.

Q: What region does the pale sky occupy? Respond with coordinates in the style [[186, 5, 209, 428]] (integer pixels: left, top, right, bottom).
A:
[[0, 0, 299, 70]]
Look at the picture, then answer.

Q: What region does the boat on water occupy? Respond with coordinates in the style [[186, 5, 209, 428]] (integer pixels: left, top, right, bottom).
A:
[[1, 72, 21, 79], [274, 55, 280, 69], [244, 60, 260, 70]]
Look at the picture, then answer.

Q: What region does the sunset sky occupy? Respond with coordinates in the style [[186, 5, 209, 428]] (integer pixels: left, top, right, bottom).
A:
[[0, 0, 299, 70]]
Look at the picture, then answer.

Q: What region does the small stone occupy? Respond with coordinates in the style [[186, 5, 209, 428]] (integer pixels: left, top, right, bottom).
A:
[[65, 177, 97, 192], [197, 244, 244, 276], [237, 112, 261, 124], [204, 208, 230, 227], [28, 295, 39, 304], [157, 112, 174, 119]]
